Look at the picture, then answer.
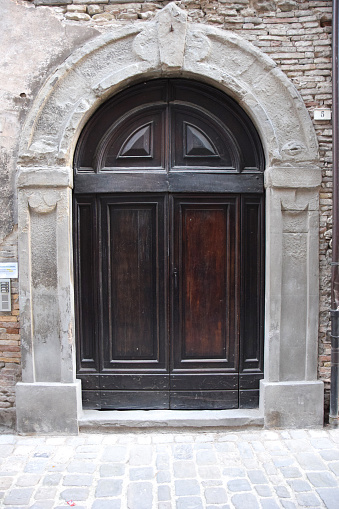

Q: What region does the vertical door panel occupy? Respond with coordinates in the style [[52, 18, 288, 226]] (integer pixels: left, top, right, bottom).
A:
[[74, 196, 99, 372], [239, 195, 264, 408], [107, 206, 156, 360], [182, 207, 228, 359], [170, 195, 239, 409], [74, 196, 100, 408], [99, 195, 169, 408]]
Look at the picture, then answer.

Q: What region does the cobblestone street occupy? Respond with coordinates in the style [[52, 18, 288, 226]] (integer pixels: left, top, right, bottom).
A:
[[0, 428, 338, 508]]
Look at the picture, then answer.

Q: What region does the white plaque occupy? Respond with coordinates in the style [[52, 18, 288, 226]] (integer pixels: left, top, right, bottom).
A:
[[0, 262, 18, 279], [314, 108, 332, 120]]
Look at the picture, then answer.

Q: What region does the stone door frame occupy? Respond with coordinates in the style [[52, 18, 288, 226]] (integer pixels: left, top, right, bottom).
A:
[[16, 4, 323, 433]]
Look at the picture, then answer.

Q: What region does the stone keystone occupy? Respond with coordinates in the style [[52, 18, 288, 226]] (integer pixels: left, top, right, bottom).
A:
[[156, 3, 187, 70]]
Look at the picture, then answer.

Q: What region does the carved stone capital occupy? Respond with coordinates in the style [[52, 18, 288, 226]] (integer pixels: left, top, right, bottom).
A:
[[17, 166, 72, 189], [27, 190, 60, 214], [265, 166, 322, 189]]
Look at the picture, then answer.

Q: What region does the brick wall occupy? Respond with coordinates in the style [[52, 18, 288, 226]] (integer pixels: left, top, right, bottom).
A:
[[8, 0, 334, 418], [0, 227, 21, 429]]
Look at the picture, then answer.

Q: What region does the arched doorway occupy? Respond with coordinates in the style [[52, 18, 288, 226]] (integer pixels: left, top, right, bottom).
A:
[[73, 79, 265, 410], [15, 4, 324, 433]]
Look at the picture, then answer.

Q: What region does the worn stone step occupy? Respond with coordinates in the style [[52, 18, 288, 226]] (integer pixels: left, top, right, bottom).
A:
[[79, 409, 264, 432]]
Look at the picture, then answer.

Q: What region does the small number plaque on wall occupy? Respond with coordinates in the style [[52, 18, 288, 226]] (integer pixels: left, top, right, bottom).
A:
[[0, 279, 11, 312], [314, 109, 332, 121]]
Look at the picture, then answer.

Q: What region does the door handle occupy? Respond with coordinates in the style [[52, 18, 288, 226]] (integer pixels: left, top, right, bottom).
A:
[[173, 269, 178, 289]]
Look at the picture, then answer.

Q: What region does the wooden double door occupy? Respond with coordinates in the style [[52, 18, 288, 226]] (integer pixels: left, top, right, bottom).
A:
[[74, 79, 264, 410]]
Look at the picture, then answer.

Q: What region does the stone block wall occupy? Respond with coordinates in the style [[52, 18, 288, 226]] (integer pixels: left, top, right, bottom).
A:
[[0, 0, 334, 424]]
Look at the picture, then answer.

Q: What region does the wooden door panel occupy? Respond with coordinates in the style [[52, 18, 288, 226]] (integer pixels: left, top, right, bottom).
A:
[[74, 196, 100, 373], [239, 195, 264, 407], [172, 196, 238, 369], [167, 172, 264, 194], [107, 205, 155, 360], [170, 195, 239, 408], [239, 390, 259, 409], [100, 108, 166, 170], [170, 390, 238, 410], [82, 391, 101, 410], [239, 372, 264, 390], [170, 374, 238, 390], [167, 79, 264, 172], [182, 207, 229, 359], [171, 105, 237, 169], [240, 196, 264, 368], [74, 172, 264, 195], [101, 391, 169, 410], [79, 374, 100, 390], [101, 195, 167, 369], [100, 374, 169, 390], [99, 195, 169, 408]]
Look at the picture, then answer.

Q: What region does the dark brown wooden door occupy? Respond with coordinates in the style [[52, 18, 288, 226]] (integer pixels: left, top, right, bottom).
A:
[[74, 79, 264, 410]]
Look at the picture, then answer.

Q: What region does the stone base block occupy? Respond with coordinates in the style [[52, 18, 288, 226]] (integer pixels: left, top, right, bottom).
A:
[[260, 380, 324, 428], [16, 380, 81, 435]]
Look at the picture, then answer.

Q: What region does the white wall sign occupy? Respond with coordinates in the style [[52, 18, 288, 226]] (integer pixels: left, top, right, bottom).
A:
[[0, 262, 18, 279], [314, 108, 332, 120]]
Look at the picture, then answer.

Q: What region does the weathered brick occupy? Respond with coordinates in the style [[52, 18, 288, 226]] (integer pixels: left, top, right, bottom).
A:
[[0, 316, 17, 322]]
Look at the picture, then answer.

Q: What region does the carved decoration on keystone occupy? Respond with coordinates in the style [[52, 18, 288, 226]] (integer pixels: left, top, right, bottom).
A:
[[134, 6, 207, 67], [281, 141, 306, 158], [28, 190, 60, 214], [133, 25, 159, 64], [157, 3, 187, 69], [185, 29, 211, 62]]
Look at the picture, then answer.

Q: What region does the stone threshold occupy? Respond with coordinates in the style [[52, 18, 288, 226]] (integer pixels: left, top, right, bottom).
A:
[[79, 409, 264, 432]]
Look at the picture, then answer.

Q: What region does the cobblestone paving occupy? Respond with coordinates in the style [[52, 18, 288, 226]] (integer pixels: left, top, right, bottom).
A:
[[0, 428, 339, 508]]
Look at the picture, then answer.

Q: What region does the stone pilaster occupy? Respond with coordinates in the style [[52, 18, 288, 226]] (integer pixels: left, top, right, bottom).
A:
[[16, 167, 80, 434], [261, 166, 324, 428]]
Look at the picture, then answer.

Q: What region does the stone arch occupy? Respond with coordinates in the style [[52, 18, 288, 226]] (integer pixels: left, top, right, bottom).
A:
[[18, 3, 318, 169], [16, 3, 323, 434]]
